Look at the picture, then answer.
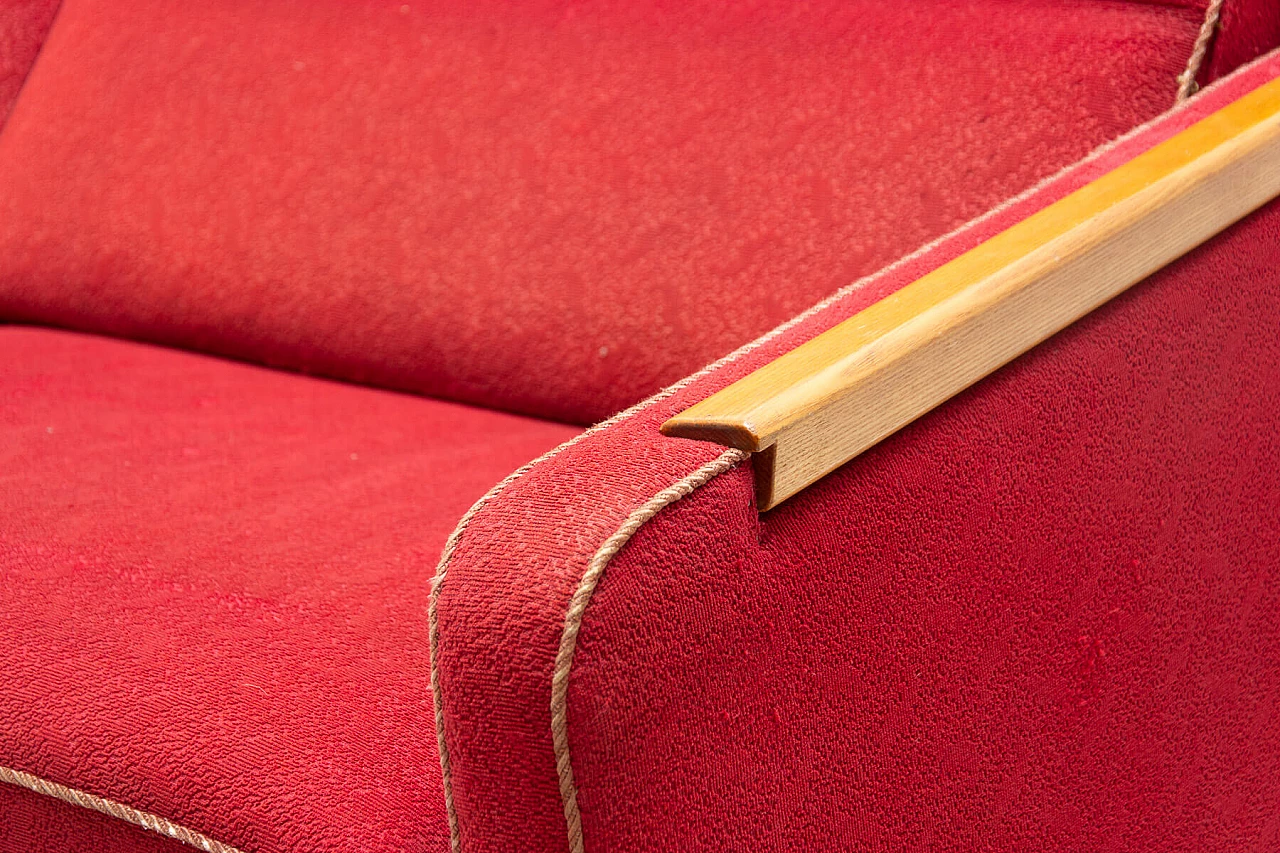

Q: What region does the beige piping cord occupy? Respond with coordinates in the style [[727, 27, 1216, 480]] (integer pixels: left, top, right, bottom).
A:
[[549, 448, 749, 853], [1177, 0, 1225, 102], [430, 49, 1275, 853], [427, 231, 928, 850], [0, 35, 1254, 853], [0, 765, 244, 853], [1, 47, 1260, 853], [429, 445, 587, 850]]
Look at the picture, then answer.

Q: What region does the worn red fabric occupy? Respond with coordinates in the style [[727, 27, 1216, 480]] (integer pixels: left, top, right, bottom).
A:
[[0, 0, 1211, 425], [3, 3, 1279, 851], [0, 784, 187, 853], [434, 53, 1280, 853], [0, 0, 59, 125], [0, 327, 577, 852], [1205, 0, 1280, 84]]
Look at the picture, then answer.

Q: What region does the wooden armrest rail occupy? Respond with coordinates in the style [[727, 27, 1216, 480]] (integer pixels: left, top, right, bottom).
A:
[[663, 77, 1280, 510]]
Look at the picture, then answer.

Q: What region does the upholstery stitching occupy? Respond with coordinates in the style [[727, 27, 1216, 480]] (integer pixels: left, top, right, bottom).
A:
[[2, 38, 1266, 853], [428, 377, 728, 851], [0, 765, 244, 853], [1176, 0, 1225, 102], [426, 49, 1273, 853], [549, 448, 749, 853]]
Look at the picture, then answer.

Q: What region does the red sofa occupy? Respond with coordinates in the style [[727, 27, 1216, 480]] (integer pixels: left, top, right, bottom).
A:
[[3, 1, 1280, 851]]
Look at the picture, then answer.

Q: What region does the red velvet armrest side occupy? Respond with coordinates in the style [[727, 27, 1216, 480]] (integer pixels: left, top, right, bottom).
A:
[[432, 53, 1280, 853]]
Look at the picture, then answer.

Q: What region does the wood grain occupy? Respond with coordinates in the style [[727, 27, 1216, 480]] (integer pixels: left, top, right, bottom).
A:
[[663, 76, 1280, 509]]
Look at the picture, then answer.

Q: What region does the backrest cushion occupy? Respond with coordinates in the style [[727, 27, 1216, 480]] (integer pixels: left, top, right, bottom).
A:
[[0, 0, 1273, 424], [0, 0, 60, 125]]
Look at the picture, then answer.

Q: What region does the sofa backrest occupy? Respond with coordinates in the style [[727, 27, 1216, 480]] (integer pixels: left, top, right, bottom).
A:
[[0, 0, 60, 123], [1, 0, 1276, 425]]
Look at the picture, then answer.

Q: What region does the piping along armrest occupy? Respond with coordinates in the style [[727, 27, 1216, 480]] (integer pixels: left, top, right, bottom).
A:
[[430, 52, 1280, 853], [663, 73, 1280, 509]]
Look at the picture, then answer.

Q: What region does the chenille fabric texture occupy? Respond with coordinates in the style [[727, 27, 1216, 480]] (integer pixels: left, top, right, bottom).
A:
[[2, 782, 189, 853], [2, 1, 1280, 853], [1203, 0, 1280, 84], [0, 327, 577, 852], [434, 56, 1280, 853], [0, 0, 59, 125], [0, 0, 1255, 426]]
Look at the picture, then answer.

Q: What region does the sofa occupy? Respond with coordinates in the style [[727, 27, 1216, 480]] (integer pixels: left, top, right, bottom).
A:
[[3, 0, 1280, 850]]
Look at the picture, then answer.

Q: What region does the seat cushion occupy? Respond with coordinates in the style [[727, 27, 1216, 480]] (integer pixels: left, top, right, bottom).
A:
[[2, 783, 188, 853], [0, 0, 1251, 425], [0, 327, 578, 853]]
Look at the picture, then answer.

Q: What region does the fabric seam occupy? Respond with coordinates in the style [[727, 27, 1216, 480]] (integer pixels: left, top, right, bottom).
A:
[[1176, 0, 1225, 102], [0, 765, 243, 853], [548, 448, 749, 853], [427, 48, 1276, 853]]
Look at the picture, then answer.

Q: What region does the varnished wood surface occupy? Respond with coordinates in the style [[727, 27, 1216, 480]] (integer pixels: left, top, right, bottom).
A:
[[663, 76, 1280, 509]]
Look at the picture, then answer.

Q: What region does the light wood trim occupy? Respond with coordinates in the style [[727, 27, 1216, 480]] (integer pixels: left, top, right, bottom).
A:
[[663, 76, 1280, 510]]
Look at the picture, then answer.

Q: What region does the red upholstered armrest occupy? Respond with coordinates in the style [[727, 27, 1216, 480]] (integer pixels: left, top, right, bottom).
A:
[[432, 54, 1280, 853], [2, 0, 1270, 427], [4, 1, 1279, 849]]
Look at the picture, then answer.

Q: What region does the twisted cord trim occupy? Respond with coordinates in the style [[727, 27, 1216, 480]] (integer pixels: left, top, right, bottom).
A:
[[1176, 0, 1225, 102], [429, 50, 1270, 853], [0, 765, 244, 853], [549, 449, 750, 853]]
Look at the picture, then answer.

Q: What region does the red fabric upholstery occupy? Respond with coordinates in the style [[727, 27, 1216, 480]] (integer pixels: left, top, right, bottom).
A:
[[0, 327, 577, 852], [4, 3, 1280, 851], [1206, 0, 1280, 84], [434, 54, 1280, 853], [0, 0, 59, 125], [1, 783, 186, 853], [0, 0, 1224, 425]]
